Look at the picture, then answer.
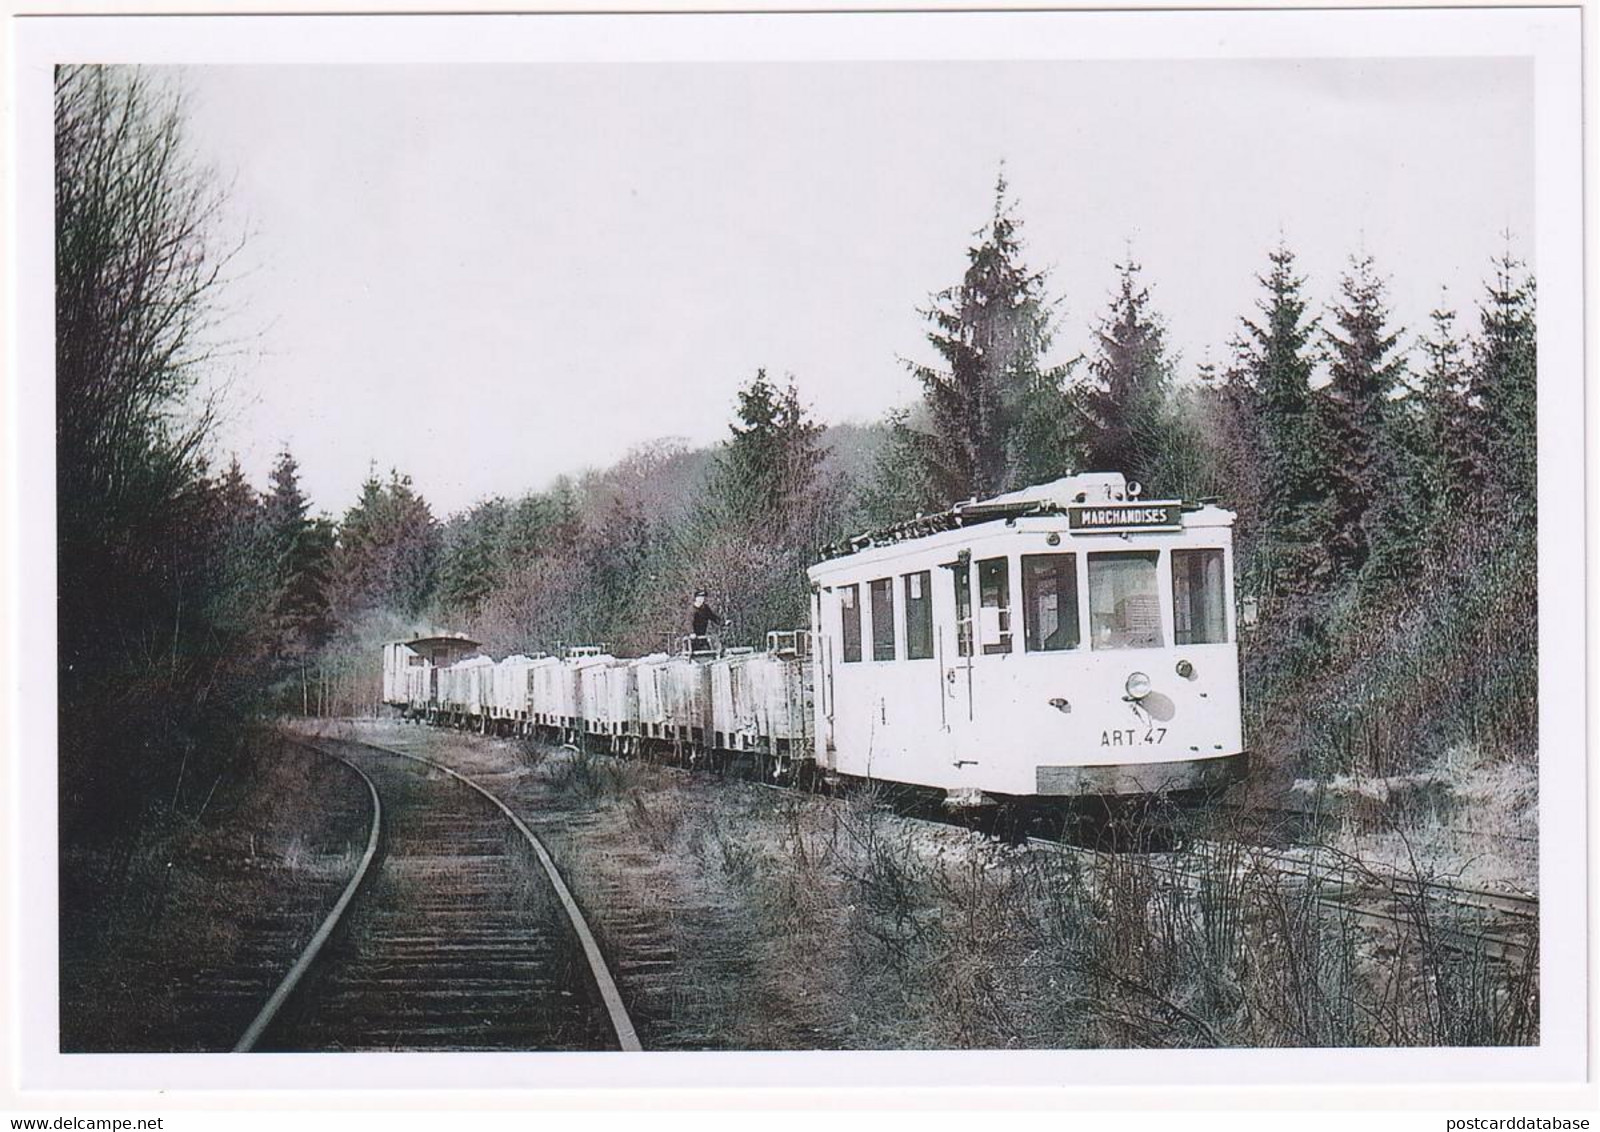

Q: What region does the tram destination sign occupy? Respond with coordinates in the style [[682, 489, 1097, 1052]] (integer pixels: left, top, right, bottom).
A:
[[1067, 502, 1183, 533]]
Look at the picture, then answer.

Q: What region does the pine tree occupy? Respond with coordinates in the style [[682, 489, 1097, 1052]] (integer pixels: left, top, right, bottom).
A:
[[262, 446, 332, 654], [216, 456, 258, 524], [203, 457, 279, 648], [544, 477, 584, 550], [581, 495, 654, 644], [382, 471, 440, 616], [897, 171, 1069, 506], [329, 465, 439, 622], [438, 497, 509, 613], [1319, 254, 1408, 581], [1413, 302, 1474, 540], [1465, 248, 1537, 512], [859, 408, 946, 525], [500, 493, 555, 567], [709, 369, 827, 530], [1197, 346, 1268, 577], [681, 369, 835, 643], [1076, 259, 1178, 492], [1235, 243, 1330, 594]]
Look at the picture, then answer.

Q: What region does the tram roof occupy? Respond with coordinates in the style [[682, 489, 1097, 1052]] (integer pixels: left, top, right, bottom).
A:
[[814, 473, 1233, 566], [404, 633, 482, 651]]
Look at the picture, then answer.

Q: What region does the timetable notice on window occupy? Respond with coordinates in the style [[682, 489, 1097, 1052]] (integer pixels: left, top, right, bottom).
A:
[[1066, 503, 1182, 532]]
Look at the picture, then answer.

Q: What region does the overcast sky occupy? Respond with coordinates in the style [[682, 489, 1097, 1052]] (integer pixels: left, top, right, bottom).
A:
[[177, 59, 1533, 518]]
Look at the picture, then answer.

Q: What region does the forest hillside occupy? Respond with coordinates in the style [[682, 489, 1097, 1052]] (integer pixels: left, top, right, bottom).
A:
[[57, 67, 1535, 853]]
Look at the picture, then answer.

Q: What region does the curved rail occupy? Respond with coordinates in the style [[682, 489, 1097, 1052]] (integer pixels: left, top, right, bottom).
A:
[[344, 740, 643, 1053], [234, 745, 383, 1053]]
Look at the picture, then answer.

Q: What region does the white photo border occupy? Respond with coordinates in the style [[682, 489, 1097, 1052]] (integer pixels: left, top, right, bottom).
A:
[[6, 4, 1586, 1098]]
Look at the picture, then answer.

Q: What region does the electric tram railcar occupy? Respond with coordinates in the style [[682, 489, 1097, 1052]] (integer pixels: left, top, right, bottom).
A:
[[379, 472, 1246, 806], [807, 472, 1246, 808]]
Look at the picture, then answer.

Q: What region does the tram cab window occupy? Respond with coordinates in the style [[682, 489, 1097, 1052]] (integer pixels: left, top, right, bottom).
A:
[[977, 556, 1012, 655], [953, 562, 973, 657], [870, 578, 896, 661], [904, 571, 934, 660], [1088, 551, 1164, 650], [840, 584, 862, 663], [1022, 554, 1080, 652], [1173, 548, 1227, 645]]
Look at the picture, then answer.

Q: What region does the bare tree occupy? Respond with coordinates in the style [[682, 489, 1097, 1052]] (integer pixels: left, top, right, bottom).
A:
[[55, 65, 242, 836]]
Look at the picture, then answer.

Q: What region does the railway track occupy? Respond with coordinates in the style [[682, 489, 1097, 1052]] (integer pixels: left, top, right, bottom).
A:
[[1024, 833, 1537, 967], [317, 724, 1537, 1004], [235, 736, 640, 1052], [740, 749, 1539, 967]]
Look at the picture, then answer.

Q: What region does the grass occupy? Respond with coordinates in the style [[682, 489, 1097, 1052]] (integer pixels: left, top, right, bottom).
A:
[[347, 723, 1541, 1051], [58, 732, 374, 1051]]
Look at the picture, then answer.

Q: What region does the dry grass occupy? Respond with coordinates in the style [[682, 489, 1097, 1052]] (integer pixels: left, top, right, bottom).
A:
[[623, 768, 1537, 1049], [59, 732, 372, 1051], [347, 722, 1539, 1052], [1293, 743, 1537, 894]]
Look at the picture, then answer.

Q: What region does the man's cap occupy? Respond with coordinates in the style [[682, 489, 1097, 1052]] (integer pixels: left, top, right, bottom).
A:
[[693, 590, 707, 598]]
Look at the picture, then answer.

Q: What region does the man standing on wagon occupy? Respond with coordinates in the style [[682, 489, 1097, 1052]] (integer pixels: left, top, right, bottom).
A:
[[689, 590, 723, 654]]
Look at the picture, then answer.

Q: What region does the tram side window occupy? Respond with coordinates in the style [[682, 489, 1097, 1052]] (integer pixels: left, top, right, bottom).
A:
[[977, 556, 1012, 655], [1022, 554, 1079, 652], [840, 584, 862, 663], [904, 571, 934, 660], [870, 578, 896, 661], [1088, 551, 1164, 650], [1172, 548, 1227, 645], [953, 562, 973, 657]]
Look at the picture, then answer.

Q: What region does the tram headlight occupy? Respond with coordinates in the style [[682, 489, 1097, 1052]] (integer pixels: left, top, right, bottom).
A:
[[1125, 671, 1152, 700], [1176, 659, 1195, 679]]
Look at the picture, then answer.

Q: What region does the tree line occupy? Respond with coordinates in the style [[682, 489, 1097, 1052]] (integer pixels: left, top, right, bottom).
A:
[[57, 68, 1536, 846], [279, 173, 1538, 780]]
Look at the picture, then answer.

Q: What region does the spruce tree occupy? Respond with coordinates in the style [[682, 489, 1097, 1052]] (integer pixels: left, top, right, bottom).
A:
[[382, 471, 440, 616], [898, 172, 1068, 505], [216, 456, 259, 524], [330, 466, 439, 621], [204, 457, 279, 650], [545, 477, 584, 549], [262, 446, 332, 654], [684, 369, 833, 641], [1077, 259, 1177, 492], [1235, 243, 1330, 594], [859, 409, 946, 525], [709, 369, 826, 530], [1466, 248, 1537, 512], [1413, 302, 1474, 540], [1198, 346, 1266, 551], [500, 493, 555, 567], [438, 497, 509, 613], [1319, 254, 1408, 581]]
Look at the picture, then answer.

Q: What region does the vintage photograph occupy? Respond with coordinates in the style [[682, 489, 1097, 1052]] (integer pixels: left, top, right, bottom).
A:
[[17, 8, 1583, 1089]]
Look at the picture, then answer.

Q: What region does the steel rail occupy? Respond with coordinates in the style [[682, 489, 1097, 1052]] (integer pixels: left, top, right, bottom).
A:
[[234, 744, 383, 1053], [340, 738, 643, 1053], [537, 733, 1538, 928], [1204, 839, 1540, 920], [1026, 835, 1535, 966], [602, 738, 1537, 923], [1210, 799, 1540, 846], [385, 725, 1536, 978]]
